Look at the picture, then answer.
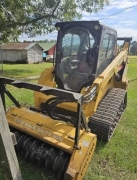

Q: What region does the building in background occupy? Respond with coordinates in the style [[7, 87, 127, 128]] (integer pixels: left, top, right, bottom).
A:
[[0, 43, 44, 63], [38, 42, 56, 61]]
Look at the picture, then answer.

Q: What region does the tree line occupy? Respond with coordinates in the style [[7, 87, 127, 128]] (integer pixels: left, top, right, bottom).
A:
[[23, 39, 56, 43], [130, 41, 137, 55]]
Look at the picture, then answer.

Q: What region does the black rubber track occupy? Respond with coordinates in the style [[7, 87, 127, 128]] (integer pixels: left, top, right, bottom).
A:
[[88, 88, 127, 142]]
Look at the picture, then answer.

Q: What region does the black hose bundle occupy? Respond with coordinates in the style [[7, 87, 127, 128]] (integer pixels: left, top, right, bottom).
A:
[[41, 97, 77, 126]]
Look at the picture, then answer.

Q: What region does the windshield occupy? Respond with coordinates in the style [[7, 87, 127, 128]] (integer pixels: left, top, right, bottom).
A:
[[56, 27, 95, 92]]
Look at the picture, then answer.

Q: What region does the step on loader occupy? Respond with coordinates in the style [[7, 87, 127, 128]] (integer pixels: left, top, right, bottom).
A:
[[0, 21, 132, 179]]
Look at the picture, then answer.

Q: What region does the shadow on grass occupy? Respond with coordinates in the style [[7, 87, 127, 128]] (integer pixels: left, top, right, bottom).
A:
[[95, 141, 106, 153], [17, 153, 57, 180]]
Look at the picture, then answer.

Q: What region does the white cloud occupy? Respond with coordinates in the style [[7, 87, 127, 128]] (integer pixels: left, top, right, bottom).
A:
[[107, 15, 118, 19], [116, 28, 137, 40], [119, 20, 137, 26], [124, 8, 134, 12], [105, 0, 137, 10]]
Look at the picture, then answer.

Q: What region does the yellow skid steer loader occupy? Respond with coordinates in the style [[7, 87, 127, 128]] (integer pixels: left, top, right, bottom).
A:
[[0, 21, 132, 179]]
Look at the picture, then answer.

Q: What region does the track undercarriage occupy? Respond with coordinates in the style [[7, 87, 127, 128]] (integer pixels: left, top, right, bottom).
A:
[[88, 88, 127, 142]]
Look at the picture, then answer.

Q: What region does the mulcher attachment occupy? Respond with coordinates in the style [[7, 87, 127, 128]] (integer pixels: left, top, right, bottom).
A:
[[11, 129, 70, 180], [88, 88, 127, 142]]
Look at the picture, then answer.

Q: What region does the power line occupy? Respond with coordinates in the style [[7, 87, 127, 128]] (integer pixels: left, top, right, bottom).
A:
[[19, 4, 137, 39], [99, 4, 137, 20]]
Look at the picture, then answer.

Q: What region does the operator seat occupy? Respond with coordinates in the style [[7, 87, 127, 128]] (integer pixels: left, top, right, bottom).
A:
[[55, 52, 96, 92]]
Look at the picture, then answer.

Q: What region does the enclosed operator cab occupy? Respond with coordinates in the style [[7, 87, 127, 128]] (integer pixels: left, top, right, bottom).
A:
[[55, 21, 117, 92]]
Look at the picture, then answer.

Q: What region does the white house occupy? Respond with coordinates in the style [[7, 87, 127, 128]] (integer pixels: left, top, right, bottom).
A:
[[0, 43, 44, 63]]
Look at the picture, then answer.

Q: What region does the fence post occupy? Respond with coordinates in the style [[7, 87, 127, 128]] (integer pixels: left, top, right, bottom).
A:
[[0, 95, 22, 180]]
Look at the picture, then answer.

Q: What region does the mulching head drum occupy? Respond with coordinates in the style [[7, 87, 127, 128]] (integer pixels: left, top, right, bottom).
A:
[[12, 129, 70, 180]]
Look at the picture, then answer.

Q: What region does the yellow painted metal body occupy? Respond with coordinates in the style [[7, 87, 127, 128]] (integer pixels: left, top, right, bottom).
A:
[[6, 106, 97, 180], [64, 133, 96, 179], [6, 42, 130, 179], [33, 49, 129, 120]]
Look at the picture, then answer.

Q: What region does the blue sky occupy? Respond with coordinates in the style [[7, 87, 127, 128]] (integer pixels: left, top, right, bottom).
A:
[[19, 0, 137, 42]]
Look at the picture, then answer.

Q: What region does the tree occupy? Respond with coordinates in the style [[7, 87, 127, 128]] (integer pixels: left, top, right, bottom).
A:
[[130, 41, 137, 55], [0, 0, 109, 43]]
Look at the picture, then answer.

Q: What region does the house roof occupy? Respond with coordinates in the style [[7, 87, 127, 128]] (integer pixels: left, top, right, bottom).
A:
[[38, 42, 56, 51], [1, 43, 44, 50]]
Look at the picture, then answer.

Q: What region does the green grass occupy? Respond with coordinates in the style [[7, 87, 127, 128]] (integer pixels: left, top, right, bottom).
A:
[[85, 57, 137, 180], [1, 62, 52, 108], [0, 57, 137, 180], [2, 62, 52, 78]]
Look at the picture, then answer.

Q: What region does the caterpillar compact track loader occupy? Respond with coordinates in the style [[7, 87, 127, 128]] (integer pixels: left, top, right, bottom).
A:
[[0, 21, 132, 180]]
